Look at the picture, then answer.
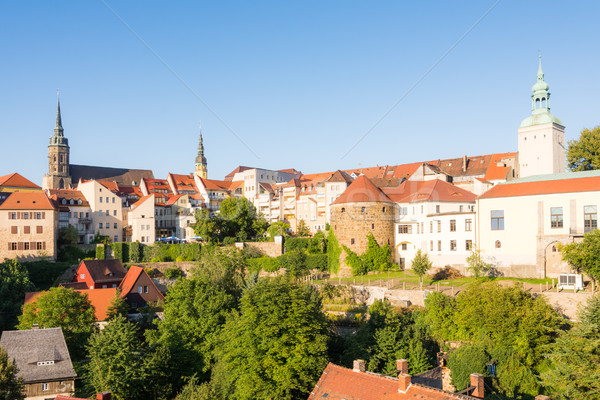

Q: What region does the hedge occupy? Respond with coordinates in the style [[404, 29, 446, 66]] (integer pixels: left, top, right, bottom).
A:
[[284, 237, 311, 252], [95, 244, 105, 260], [141, 243, 202, 262], [307, 254, 328, 271], [246, 256, 281, 273], [129, 242, 141, 263]]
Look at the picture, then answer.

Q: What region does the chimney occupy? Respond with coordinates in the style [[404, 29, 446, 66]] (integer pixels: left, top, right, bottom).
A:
[[96, 392, 111, 400], [396, 359, 408, 375], [353, 359, 366, 372], [398, 374, 411, 393], [32, 324, 39, 330], [470, 373, 484, 398], [462, 155, 468, 172]]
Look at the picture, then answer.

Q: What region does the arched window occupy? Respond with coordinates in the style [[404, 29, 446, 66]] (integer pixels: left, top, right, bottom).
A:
[[361, 207, 366, 212], [495, 240, 501, 249], [552, 245, 557, 252], [59, 179, 64, 189], [542, 98, 546, 108], [341, 207, 345, 213], [535, 98, 540, 108], [382, 207, 386, 212]]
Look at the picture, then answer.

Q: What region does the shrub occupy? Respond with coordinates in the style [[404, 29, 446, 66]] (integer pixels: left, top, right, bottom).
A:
[[279, 250, 308, 278], [327, 230, 341, 274], [222, 237, 236, 246], [110, 242, 128, 262], [246, 257, 281, 273], [58, 245, 93, 263], [95, 244, 105, 260], [343, 246, 367, 276], [285, 237, 310, 252], [447, 344, 488, 391], [430, 266, 463, 281], [307, 231, 327, 254], [163, 267, 184, 279], [130, 242, 141, 263], [307, 254, 328, 271]]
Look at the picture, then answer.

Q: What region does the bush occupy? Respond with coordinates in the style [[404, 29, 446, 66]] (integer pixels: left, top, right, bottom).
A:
[[222, 237, 236, 246], [164, 267, 184, 279], [447, 344, 488, 391], [130, 242, 141, 263], [246, 257, 281, 273], [279, 250, 308, 278], [285, 237, 311, 252], [95, 244, 105, 260], [306, 254, 328, 271], [343, 246, 367, 276], [58, 245, 93, 263], [307, 231, 327, 254], [327, 230, 341, 274], [430, 266, 463, 281], [110, 242, 129, 262], [141, 243, 201, 262], [22, 261, 72, 291]]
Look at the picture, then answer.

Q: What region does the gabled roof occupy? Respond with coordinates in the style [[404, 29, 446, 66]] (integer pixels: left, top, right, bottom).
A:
[[0, 191, 56, 210], [24, 288, 117, 321], [224, 166, 254, 180], [70, 164, 153, 187], [47, 189, 90, 207], [79, 259, 127, 284], [384, 180, 476, 203], [166, 194, 184, 206], [0, 173, 41, 189], [332, 175, 393, 205], [118, 266, 165, 300], [130, 194, 154, 210], [326, 170, 354, 184], [0, 327, 77, 383], [198, 177, 235, 191], [309, 363, 477, 400], [478, 170, 600, 199]]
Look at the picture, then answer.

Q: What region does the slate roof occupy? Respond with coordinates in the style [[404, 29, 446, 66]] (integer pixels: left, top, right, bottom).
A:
[[384, 180, 477, 203], [0, 173, 41, 189], [0, 192, 56, 210], [70, 164, 153, 187], [309, 363, 477, 400], [0, 328, 77, 383], [332, 175, 394, 205], [79, 259, 127, 284]]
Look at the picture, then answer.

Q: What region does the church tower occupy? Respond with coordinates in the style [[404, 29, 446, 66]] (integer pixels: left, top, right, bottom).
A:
[[42, 95, 72, 190], [517, 56, 565, 178], [194, 123, 208, 179]]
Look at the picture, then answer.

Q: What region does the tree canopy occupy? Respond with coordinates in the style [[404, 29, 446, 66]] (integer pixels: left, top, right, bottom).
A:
[[0, 259, 34, 331], [411, 250, 432, 285], [567, 125, 600, 171], [0, 347, 24, 400], [18, 287, 96, 360], [561, 229, 600, 282], [212, 279, 330, 399]]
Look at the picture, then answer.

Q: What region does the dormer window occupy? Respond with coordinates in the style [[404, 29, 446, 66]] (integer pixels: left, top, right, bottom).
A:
[[62, 199, 66, 204], [37, 360, 55, 366]]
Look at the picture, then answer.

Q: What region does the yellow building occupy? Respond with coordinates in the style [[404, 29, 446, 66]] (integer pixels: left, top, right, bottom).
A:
[[0, 173, 42, 192]]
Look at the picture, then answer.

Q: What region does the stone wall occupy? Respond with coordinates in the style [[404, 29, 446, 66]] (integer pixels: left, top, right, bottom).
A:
[[235, 240, 284, 258]]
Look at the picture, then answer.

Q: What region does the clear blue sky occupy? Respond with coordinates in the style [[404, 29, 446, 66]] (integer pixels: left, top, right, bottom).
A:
[[2, 1, 599, 185]]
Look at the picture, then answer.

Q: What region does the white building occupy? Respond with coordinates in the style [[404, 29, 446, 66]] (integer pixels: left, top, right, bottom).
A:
[[128, 194, 156, 244], [477, 171, 600, 278], [77, 180, 123, 242]]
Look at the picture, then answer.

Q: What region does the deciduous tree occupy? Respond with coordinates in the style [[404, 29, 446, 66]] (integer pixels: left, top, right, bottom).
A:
[[411, 250, 432, 286], [567, 125, 600, 171], [561, 229, 600, 282], [0, 259, 34, 331], [0, 347, 24, 400]]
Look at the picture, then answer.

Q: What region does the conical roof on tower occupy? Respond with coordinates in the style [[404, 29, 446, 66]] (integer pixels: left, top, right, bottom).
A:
[[519, 56, 563, 128], [55, 95, 63, 135], [332, 175, 393, 205]]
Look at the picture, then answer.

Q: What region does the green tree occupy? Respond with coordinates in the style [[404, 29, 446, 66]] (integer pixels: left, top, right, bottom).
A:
[[0, 347, 24, 400], [567, 125, 600, 171], [191, 246, 247, 299], [465, 246, 492, 278], [561, 229, 600, 282], [195, 198, 265, 243], [327, 229, 341, 274], [411, 250, 432, 287], [296, 219, 310, 236], [212, 279, 329, 400], [58, 225, 79, 247], [343, 246, 367, 276], [280, 250, 308, 278], [267, 221, 289, 239], [84, 315, 144, 400], [106, 290, 129, 321], [0, 259, 34, 331], [308, 231, 327, 254], [542, 294, 600, 399], [18, 287, 96, 360], [446, 343, 488, 391], [148, 278, 236, 383], [176, 375, 213, 400]]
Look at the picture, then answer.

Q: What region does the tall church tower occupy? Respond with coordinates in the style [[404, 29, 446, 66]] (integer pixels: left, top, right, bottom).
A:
[[517, 56, 565, 178], [42, 95, 72, 190], [194, 123, 208, 179]]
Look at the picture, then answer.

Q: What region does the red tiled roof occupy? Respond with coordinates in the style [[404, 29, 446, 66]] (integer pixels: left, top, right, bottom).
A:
[[198, 177, 235, 191], [97, 180, 120, 193], [131, 194, 153, 209], [118, 266, 164, 301], [0, 173, 41, 189], [332, 175, 393, 205], [166, 194, 183, 206], [24, 288, 118, 321], [47, 189, 90, 207], [384, 180, 476, 203], [0, 192, 56, 210], [478, 174, 600, 199], [309, 363, 476, 400]]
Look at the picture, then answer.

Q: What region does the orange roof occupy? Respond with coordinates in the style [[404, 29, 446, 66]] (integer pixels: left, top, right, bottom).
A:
[[130, 194, 153, 209], [384, 180, 476, 203], [0, 192, 56, 210], [479, 173, 600, 199], [332, 175, 393, 205], [166, 194, 183, 206], [300, 171, 333, 183], [118, 266, 165, 300], [309, 363, 477, 400], [224, 166, 254, 180], [47, 189, 90, 207], [97, 180, 120, 193], [0, 173, 41, 189], [198, 177, 235, 191], [24, 288, 117, 321]]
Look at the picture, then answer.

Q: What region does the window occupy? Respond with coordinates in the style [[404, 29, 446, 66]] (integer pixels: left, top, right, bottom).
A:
[[114, 223, 117, 229], [371, 223, 375, 229], [36, 212, 42, 219], [437, 221, 441, 233], [114, 210, 117, 216], [99, 197, 103, 203], [450, 240, 457, 251], [351, 238, 355, 245], [144, 286, 148, 293], [99, 223, 103, 229], [141, 236, 145, 243], [9, 243, 17, 250], [466, 240, 472, 251], [138, 286, 143, 294], [430, 221, 433, 233], [361, 207, 365, 212], [459, 205, 464, 212], [495, 240, 502, 248], [491, 210, 504, 230], [436, 205, 440, 213], [112, 197, 115, 203], [550, 207, 563, 228], [401, 243, 407, 251], [417, 224, 420, 234], [584, 205, 597, 233], [465, 219, 472, 232], [99, 210, 103, 216], [80, 274, 85, 279], [399, 207, 408, 215], [106, 197, 109, 203], [450, 220, 456, 232], [24, 242, 30, 250], [398, 225, 411, 234], [41, 383, 49, 391], [382, 207, 386, 212], [341, 207, 345, 213], [430, 240, 433, 251], [437, 240, 442, 251], [36, 242, 44, 250], [421, 205, 424, 213], [114, 235, 118, 242], [11, 226, 17, 234], [420, 222, 424, 234], [9, 212, 16, 219], [141, 225, 145, 231], [106, 210, 109, 216]]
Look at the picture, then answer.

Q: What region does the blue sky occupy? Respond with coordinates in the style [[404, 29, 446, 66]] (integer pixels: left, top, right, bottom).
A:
[[2, 1, 599, 185]]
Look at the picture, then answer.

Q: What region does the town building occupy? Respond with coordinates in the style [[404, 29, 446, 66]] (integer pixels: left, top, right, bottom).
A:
[[0, 173, 42, 192], [66, 259, 128, 289], [309, 359, 484, 399], [0, 327, 77, 400], [127, 195, 156, 243], [77, 180, 123, 242], [0, 191, 57, 261], [47, 189, 93, 244], [477, 170, 600, 278], [118, 266, 165, 310]]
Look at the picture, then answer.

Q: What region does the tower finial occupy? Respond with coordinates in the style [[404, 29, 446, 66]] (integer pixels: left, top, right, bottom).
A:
[[195, 122, 208, 179], [55, 92, 63, 135]]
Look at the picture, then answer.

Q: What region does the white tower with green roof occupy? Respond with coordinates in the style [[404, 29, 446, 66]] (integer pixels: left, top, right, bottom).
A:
[[517, 56, 566, 178]]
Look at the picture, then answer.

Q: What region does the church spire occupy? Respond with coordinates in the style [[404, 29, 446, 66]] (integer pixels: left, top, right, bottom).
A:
[[55, 91, 64, 136], [531, 55, 551, 113], [195, 122, 208, 179]]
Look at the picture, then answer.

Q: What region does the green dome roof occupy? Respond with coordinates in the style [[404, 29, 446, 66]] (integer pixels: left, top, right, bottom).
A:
[[519, 110, 563, 128], [532, 79, 549, 92]]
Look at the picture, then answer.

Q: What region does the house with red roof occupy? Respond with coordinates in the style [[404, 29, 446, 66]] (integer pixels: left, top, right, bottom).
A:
[[477, 170, 600, 278], [67, 259, 127, 289], [309, 359, 485, 400], [0, 172, 42, 192], [0, 191, 58, 261], [118, 266, 164, 310], [47, 189, 94, 244]]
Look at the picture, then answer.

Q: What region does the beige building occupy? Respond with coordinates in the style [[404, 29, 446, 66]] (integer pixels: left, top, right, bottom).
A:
[[477, 171, 600, 278], [128, 194, 156, 244], [47, 189, 93, 244], [77, 180, 123, 242], [0, 192, 58, 261]]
